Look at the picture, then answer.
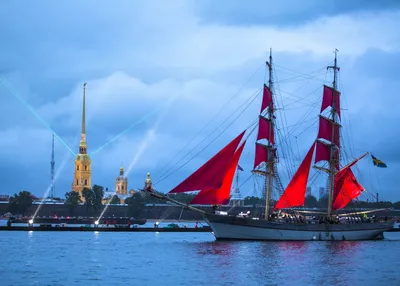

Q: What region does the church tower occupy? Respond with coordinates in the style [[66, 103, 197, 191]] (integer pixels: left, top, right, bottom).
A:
[[115, 166, 128, 195], [144, 172, 152, 190], [72, 82, 92, 199]]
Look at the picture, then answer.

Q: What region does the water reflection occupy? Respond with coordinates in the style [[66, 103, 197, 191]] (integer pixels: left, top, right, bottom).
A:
[[311, 241, 364, 286], [195, 241, 235, 256], [1, 232, 399, 286]]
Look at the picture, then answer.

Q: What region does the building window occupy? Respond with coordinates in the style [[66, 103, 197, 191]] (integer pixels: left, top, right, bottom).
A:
[[84, 165, 87, 171], [77, 165, 79, 171], [122, 185, 124, 190], [76, 179, 79, 185], [117, 186, 120, 191], [84, 179, 88, 185]]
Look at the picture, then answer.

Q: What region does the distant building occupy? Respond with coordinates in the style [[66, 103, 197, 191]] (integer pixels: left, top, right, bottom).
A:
[[229, 167, 244, 207], [0, 195, 10, 202], [115, 166, 128, 195], [319, 187, 326, 200], [306, 186, 312, 197], [72, 83, 91, 200], [229, 186, 244, 207]]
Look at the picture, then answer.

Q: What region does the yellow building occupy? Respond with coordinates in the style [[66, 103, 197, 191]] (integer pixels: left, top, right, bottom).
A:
[[116, 166, 128, 195], [71, 82, 92, 199]]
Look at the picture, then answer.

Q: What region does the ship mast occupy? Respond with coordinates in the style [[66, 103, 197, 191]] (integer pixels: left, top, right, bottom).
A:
[[264, 48, 275, 220], [327, 49, 340, 216]]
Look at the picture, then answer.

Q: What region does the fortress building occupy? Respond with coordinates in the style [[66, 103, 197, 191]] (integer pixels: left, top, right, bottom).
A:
[[71, 82, 92, 199]]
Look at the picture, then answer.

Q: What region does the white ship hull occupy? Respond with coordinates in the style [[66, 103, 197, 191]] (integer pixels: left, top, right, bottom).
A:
[[206, 214, 394, 241]]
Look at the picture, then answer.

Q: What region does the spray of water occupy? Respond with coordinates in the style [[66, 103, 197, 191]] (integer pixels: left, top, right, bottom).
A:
[[0, 76, 77, 156], [96, 128, 157, 222], [96, 94, 178, 222], [125, 129, 156, 177]]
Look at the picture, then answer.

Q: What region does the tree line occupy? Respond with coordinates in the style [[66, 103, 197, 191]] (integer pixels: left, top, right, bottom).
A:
[[4, 189, 400, 217]]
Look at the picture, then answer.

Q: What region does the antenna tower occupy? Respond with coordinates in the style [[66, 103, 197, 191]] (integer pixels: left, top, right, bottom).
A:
[[50, 134, 55, 198]]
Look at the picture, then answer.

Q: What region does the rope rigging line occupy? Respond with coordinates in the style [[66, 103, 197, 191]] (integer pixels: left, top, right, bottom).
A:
[[156, 88, 261, 184], [272, 65, 328, 183], [154, 89, 261, 186], [273, 65, 296, 179], [157, 63, 265, 177], [274, 65, 327, 79]]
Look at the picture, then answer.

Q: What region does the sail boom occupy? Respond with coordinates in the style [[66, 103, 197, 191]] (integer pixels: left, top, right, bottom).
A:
[[313, 165, 330, 173]]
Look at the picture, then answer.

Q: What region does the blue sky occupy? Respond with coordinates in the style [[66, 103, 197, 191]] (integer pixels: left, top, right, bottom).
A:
[[0, 1, 399, 201]]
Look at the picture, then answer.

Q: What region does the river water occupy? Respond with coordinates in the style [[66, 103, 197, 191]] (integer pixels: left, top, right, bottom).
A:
[[1, 231, 399, 285]]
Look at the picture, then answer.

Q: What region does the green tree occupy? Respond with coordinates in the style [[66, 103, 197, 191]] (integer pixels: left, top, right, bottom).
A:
[[318, 196, 329, 209], [82, 187, 94, 212], [393, 201, 400, 210], [92, 185, 104, 211], [168, 193, 196, 204], [109, 195, 120, 205], [7, 191, 33, 216], [125, 193, 145, 217], [244, 196, 265, 206], [304, 195, 318, 208], [65, 191, 82, 216]]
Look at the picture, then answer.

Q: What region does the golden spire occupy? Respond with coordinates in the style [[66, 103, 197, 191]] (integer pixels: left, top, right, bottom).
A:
[[79, 82, 88, 154], [82, 82, 86, 136]]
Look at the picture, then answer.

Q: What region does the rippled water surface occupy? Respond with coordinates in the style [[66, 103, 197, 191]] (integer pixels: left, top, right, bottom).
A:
[[1, 231, 400, 285]]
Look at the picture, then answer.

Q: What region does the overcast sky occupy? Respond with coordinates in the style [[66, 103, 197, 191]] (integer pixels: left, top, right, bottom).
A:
[[1, 0, 399, 201]]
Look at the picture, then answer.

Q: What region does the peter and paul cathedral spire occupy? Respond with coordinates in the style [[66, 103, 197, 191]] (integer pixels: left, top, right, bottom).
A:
[[79, 82, 87, 154], [72, 82, 92, 199]]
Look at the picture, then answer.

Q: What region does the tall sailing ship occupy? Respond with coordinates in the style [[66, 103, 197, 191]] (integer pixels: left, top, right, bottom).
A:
[[145, 50, 394, 241]]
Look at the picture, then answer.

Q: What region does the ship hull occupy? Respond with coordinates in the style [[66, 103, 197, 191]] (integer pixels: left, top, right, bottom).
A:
[[206, 214, 394, 241]]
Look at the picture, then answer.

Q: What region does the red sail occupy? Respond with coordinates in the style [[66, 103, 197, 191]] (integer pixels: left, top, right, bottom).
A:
[[315, 140, 340, 170], [190, 141, 246, 205], [332, 168, 364, 211], [260, 85, 272, 114], [257, 116, 274, 144], [321, 85, 341, 118], [332, 153, 368, 211], [169, 131, 246, 194], [274, 142, 316, 210], [254, 143, 268, 169], [315, 140, 330, 164], [317, 116, 340, 147]]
